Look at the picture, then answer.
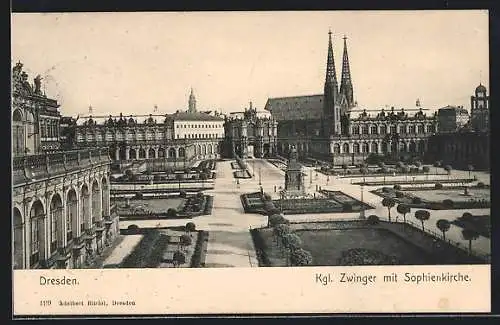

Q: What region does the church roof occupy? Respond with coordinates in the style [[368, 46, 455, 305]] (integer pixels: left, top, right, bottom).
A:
[[264, 94, 324, 121]]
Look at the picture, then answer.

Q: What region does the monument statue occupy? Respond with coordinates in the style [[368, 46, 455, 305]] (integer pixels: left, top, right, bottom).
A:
[[284, 145, 305, 196], [34, 75, 42, 94]]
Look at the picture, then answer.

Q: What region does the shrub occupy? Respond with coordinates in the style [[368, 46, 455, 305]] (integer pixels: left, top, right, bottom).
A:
[[167, 208, 177, 218], [180, 234, 193, 246], [412, 197, 422, 204], [367, 215, 380, 225], [196, 191, 204, 198], [262, 193, 272, 202], [127, 224, 140, 234], [393, 184, 402, 190], [395, 191, 405, 198], [134, 192, 143, 199], [185, 222, 196, 232], [179, 190, 187, 198], [173, 251, 186, 266], [462, 212, 473, 220], [434, 183, 443, 189], [477, 182, 485, 189], [442, 199, 454, 208], [382, 187, 392, 193]]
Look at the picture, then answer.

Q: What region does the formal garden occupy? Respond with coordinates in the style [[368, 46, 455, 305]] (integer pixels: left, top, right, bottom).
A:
[[114, 191, 214, 220], [112, 222, 209, 268], [251, 210, 486, 267], [240, 190, 372, 215], [371, 184, 490, 210]]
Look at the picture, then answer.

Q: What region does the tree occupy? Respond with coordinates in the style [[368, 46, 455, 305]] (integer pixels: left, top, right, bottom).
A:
[[444, 165, 452, 179], [185, 222, 196, 234], [467, 164, 474, 179], [414, 161, 422, 169], [268, 214, 287, 227], [461, 228, 480, 255], [382, 197, 396, 222], [273, 223, 291, 247], [179, 190, 187, 198], [173, 250, 186, 267], [282, 233, 303, 265], [180, 234, 193, 249], [396, 204, 411, 224], [422, 166, 430, 180], [436, 219, 451, 241], [290, 248, 313, 266], [414, 210, 430, 231]]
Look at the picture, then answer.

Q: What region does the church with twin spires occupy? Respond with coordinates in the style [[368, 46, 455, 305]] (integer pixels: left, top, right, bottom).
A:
[[264, 30, 438, 165]]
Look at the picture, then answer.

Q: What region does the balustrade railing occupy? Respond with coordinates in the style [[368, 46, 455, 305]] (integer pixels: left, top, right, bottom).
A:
[[12, 148, 111, 186]]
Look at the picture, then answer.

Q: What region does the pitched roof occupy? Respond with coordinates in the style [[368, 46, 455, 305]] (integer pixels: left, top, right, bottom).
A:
[[169, 111, 224, 121], [264, 94, 324, 121]]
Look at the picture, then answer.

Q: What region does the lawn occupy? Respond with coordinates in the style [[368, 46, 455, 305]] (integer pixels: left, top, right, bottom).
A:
[[256, 227, 431, 266], [411, 189, 490, 202], [116, 198, 186, 214]]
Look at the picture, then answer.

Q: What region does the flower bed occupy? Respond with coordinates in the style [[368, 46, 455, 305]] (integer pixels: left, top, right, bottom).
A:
[[241, 193, 267, 214], [190, 231, 209, 267], [371, 188, 491, 210], [234, 170, 252, 179], [120, 229, 164, 268], [230, 162, 240, 170]]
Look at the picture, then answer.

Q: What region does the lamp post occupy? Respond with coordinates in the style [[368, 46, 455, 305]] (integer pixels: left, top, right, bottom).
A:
[[309, 168, 312, 187], [360, 183, 365, 219], [258, 167, 262, 186], [326, 175, 330, 185]]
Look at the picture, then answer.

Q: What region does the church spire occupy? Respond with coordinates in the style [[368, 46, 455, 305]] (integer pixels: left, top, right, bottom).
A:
[[340, 35, 354, 109], [325, 29, 339, 93], [188, 87, 197, 113]]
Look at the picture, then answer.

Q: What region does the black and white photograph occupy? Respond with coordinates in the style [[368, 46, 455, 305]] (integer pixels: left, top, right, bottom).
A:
[[11, 10, 491, 315]]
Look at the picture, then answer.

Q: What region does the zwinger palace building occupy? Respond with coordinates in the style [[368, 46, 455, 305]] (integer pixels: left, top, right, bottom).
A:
[[12, 62, 120, 270], [264, 31, 438, 165], [72, 88, 225, 170]]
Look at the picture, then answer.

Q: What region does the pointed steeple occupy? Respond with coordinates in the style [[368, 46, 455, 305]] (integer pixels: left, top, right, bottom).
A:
[[325, 29, 339, 93], [340, 35, 354, 109], [188, 87, 197, 113]]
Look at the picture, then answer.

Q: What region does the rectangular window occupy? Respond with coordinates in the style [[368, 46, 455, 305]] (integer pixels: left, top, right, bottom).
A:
[[66, 204, 73, 242]]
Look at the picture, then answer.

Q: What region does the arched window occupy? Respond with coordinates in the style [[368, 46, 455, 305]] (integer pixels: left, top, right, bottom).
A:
[[66, 189, 78, 242], [80, 185, 90, 232], [352, 126, 359, 135], [92, 181, 101, 224], [399, 125, 406, 134], [178, 147, 185, 157], [426, 124, 434, 133], [29, 200, 45, 267], [353, 143, 360, 154], [333, 144, 340, 154], [417, 124, 424, 134], [408, 125, 415, 134], [12, 109, 24, 156], [362, 142, 369, 153], [49, 194, 63, 254], [370, 125, 378, 134], [379, 125, 387, 135], [343, 143, 350, 153], [371, 142, 378, 153], [168, 148, 176, 158], [13, 208, 24, 269], [390, 125, 397, 134], [361, 125, 369, 135]]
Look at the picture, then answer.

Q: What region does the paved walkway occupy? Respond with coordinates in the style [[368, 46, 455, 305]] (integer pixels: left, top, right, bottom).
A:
[[120, 159, 491, 265]]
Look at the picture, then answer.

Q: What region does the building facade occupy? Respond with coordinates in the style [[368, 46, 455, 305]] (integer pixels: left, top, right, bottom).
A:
[[426, 131, 490, 170], [470, 84, 489, 132], [71, 90, 224, 169], [222, 102, 278, 158], [11, 63, 120, 270], [264, 31, 438, 165], [437, 105, 470, 133], [12, 62, 62, 157]]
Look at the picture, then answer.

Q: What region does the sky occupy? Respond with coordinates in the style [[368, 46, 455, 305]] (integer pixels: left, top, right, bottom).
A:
[[11, 11, 489, 117]]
